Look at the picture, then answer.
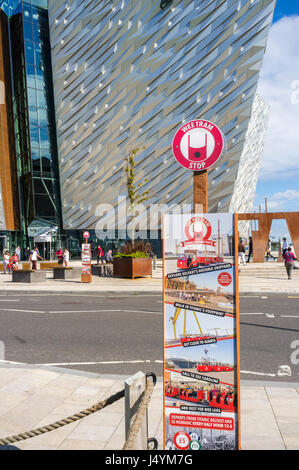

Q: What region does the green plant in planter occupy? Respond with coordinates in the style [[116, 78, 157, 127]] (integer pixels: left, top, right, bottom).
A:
[[115, 240, 153, 259], [125, 148, 150, 245]]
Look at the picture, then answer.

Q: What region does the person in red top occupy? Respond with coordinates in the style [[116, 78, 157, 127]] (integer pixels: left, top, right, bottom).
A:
[[12, 252, 19, 271], [97, 245, 103, 265], [56, 248, 64, 265], [283, 247, 297, 280]]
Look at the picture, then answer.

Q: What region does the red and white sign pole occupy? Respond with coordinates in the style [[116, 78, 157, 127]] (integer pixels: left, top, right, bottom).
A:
[[81, 231, 92, 283], [172, 119, 225, 213]]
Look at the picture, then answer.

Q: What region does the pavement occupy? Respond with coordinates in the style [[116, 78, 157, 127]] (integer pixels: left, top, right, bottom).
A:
[[0, 363, 298, 450], [0, 260, 299, 294], [0, 261, 298, 450]]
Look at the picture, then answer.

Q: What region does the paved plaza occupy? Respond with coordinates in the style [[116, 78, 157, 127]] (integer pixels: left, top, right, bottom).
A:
[[0, 364, 298, 450], [0, 261, 298, 295]]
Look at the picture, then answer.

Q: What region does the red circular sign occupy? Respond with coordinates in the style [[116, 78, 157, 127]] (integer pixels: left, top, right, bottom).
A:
[[83, 231, 90, 239], [172, 119, 225, 171], [218, 272, 232, 287], [173, 431, 191, 450]]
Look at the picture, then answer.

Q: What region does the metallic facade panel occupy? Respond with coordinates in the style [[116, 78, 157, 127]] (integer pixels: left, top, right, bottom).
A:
[[48, 0, 275, 230]]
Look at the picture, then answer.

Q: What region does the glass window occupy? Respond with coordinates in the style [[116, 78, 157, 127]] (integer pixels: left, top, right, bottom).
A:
[[25, 41, 35, 65], [30, 126, 39, 148], [29, 106, 38, 126], [33, 178, 47, 195], [41, 153, 52, 174], [23, 3, 32, 19], [34, 44, 44, 69], [32, 152, 41, 173], [26, 64, 36, 88], [36, 65, 45, 89], [37, 89, 46, 108], [44, 179, 55, 195], [39, 127, 49, 149], [23, 21, 33, 41], [27, 87, 37, 107], [33, 22, 40, 43], [38, 108, 48, 127], [35, 194, 55, 217]]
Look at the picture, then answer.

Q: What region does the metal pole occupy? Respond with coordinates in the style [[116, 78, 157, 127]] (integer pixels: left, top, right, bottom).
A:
[[193, 170, 208, 214]]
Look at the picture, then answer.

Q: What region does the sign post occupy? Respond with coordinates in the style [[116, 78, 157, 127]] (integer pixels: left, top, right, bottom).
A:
[[172, 119, 225, 213], [163, 213, 240, 451], [81, 231, 92, 283], [164, 120, 240, 450]]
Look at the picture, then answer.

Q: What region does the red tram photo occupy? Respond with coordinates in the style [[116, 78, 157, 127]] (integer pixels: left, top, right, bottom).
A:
[[177, 254, 224, 270]]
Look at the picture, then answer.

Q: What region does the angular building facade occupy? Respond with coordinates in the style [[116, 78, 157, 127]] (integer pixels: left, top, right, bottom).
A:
[[230, 92, 270, 236], [48, 0, 275, 244]]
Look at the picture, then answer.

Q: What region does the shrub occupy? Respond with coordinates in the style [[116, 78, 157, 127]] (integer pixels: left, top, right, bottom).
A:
[[116, 240, 154, 258]]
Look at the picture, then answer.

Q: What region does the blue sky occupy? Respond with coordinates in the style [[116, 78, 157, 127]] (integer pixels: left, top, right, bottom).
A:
[[254, 0, 299, 231]]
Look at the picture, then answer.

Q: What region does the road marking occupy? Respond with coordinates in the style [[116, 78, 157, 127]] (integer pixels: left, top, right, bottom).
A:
[[0, 299, 20, 302], [0, 308, 46, 314], [288, 296, 299, 299], [265, 313, 275, 318], [261, 296, 268, 299], [239, 313, 264, 316], [277, 365, 292, 377], [48, 309, 122, 314], [122, 310, 162, 315], [47, 309, 162, 315], [241, 370, 276, 377], [33, 360, 154, 366], [281, 315, 299, 318]]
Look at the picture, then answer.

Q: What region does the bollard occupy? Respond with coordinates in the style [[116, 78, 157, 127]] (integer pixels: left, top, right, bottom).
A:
[[125, 371, 148, 450], [153, 256, 157, 270]]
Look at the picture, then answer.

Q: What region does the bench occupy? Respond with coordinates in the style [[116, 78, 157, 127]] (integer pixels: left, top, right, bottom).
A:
[[53, 267, 81, 280], [12, 270, 47, 283], [91, 264, 113, 277]]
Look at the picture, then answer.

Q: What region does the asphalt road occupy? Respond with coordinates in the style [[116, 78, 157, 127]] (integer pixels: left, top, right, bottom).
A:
[[0, 293, 298, 382]]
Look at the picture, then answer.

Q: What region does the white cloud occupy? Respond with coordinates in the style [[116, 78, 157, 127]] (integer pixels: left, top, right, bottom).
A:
[[257, 15, 299, 180], [271, 189, 299, 201]]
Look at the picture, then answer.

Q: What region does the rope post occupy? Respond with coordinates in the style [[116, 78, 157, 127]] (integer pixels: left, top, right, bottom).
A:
[[124, 371, 147, 450]]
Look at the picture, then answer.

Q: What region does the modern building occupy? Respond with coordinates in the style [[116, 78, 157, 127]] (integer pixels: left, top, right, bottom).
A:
[[230, 92, 270, 237], [48, 0, 275, 253], [0, 0, 62, 257], [0, 0, 275, 257]]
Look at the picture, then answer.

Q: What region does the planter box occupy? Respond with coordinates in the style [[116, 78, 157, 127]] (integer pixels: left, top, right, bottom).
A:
[[53, 267, 81, 280], [113, 257, 152, 279], [91, 264, 113, 277], [12, 270, 47, 283]]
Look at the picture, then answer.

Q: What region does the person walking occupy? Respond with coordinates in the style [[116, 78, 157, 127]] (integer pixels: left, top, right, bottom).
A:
[[238, 239, 246, 266], [15, 246, 21, 261], [3, 250, 10, 274], [30, 247, 43, 271], [63, 248, 70, 267], [266, 239, 275, 261], [282, 238, 288, 256], [247, 236, 253, 263], [96, 245, 103, 264], [282, 247, 297, 280], [56, 248, 64, 265]]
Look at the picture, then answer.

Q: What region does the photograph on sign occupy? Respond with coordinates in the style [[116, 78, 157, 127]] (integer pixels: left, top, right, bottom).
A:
[[163, 213, 240, 451]]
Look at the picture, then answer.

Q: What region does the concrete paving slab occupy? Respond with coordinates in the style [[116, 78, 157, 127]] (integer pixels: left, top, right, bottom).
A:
[[0, 365, 298, 450]]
